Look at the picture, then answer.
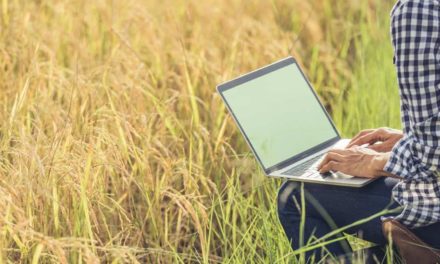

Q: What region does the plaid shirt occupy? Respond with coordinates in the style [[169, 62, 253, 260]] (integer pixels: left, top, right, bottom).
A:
[[383, 0, 440, 228]]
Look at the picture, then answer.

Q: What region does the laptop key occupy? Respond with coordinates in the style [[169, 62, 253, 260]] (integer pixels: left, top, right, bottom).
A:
[[282, 154, 325, 176], [320, 171, 332, 178]]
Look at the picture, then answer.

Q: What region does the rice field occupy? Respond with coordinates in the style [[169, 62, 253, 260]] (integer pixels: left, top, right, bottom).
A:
[[0, 0, 401, 263]]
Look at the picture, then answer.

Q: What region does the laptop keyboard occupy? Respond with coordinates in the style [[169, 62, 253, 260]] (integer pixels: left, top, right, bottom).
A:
[[282, 154, 325, 177]]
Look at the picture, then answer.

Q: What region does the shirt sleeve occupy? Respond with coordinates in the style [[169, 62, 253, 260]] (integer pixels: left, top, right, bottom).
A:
[[383, 0, 440, 182]]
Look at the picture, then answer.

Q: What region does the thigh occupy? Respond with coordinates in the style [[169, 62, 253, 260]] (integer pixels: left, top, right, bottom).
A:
[[413, 222, 440, 249], [290, 177, 400, 245]]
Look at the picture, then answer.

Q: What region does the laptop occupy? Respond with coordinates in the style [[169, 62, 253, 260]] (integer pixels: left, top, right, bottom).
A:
[[216, 57, 375, 187]]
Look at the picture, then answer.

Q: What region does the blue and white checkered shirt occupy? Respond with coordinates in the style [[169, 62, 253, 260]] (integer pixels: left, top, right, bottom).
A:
[[383, 0, 440, 228]]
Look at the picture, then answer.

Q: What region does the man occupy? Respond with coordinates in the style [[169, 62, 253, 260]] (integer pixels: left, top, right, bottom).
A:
[[278, 0, 440, 261]]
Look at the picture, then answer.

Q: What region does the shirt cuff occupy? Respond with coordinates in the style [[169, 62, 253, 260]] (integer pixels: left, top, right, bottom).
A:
[[383, 136, 438, 182]]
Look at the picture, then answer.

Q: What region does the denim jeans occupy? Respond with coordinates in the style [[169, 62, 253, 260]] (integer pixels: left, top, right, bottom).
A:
[[277, 177, 440, 262]]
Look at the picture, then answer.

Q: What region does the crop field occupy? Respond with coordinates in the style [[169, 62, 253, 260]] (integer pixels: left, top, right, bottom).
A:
[[0, 0, 400, 263]]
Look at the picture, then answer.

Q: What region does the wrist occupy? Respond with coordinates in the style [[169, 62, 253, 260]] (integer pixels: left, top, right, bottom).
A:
[[372, 152, 391, 177]]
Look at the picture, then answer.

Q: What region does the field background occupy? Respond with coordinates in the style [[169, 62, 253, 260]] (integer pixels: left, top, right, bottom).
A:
[[0, 0, 401, 263]]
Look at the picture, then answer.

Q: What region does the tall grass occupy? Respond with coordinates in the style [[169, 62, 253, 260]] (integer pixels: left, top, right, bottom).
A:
[[0, 0, 399, 263]]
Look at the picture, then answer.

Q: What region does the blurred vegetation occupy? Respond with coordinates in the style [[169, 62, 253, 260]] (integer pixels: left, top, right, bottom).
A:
[[0, 0, 399, 263]]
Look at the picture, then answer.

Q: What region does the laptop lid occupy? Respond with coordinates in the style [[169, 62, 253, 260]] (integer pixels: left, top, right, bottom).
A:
[[217, 57, 340, 174]]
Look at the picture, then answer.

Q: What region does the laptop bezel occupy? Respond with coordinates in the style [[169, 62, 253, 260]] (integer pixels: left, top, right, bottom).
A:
[[216, 56, 341, 174]]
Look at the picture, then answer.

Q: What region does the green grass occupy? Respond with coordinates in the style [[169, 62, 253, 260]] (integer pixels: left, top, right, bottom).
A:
[[0, 0, 401, 263]]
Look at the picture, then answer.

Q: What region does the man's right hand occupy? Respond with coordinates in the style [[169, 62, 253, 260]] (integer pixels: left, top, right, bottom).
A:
[[346, 127, 403, 152]]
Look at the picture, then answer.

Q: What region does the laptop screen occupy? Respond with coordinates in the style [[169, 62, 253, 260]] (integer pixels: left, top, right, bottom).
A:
[[219, 59, 339, 170]]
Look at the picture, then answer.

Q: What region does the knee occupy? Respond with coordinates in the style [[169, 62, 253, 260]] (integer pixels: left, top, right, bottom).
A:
[[277, 181, 300, 215]]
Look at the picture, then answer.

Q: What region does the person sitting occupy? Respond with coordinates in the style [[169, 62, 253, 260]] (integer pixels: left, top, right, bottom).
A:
[[277, 0, 440, 262]]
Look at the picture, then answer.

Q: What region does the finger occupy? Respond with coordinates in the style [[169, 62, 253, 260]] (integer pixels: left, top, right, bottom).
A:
[[319, 161, 341, 173], [347, 131, 380, 148], [326, 149, 351, 155], [349, 129, 374, 144], [317, 152, 344, 170], [368, 143, 387, 153], [351, 129, 374, 141]]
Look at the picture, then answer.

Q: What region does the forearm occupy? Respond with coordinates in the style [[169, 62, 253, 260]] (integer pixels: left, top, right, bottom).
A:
[[384, 132, 440, 181]]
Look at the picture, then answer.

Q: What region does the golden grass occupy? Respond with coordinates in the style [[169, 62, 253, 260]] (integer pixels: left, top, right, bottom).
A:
[[0, 0, 399, 263]]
